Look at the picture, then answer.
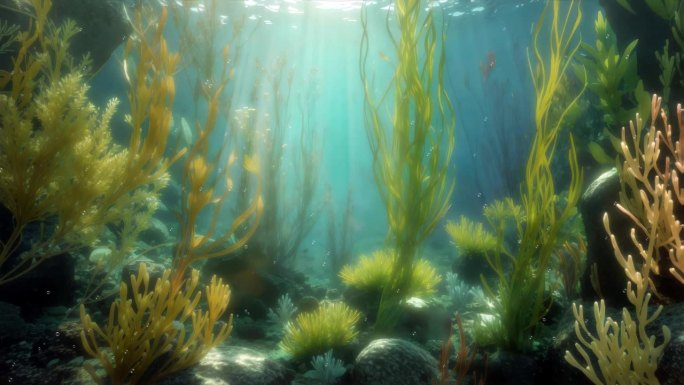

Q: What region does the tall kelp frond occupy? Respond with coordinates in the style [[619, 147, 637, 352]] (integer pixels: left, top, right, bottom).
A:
[[480, 0, 585, 351], [167, 0, 263, 289], [360, 0, 454, 332]]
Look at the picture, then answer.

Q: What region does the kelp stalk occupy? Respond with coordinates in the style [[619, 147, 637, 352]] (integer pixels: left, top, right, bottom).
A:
[[360, 0, 454, 332]]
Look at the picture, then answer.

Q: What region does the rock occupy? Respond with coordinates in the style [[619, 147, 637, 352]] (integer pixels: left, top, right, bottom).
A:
[[88, 247, 112, 264], [578, 168, 631, 306], [233, 316, 268, 341], [203, 255, 311, 319], [30, 320, 83, 367], [0, 0, 129, 74], [297, 295, 320, 313], [121, 259, 168, 285], [350, 338, 437, 385], [399, 297, 450, 344], [159, 345, 294, 385], [650, 302, 684, 385], [0, 251, 77, 318], [452, 252, 493, 286], [0, 301, 28, 345], [485, 350, 538, 385]]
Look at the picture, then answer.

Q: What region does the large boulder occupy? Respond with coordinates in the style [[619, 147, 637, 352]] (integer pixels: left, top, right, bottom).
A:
[[578, 168, 630, 307], [350, 338, 437, 385]]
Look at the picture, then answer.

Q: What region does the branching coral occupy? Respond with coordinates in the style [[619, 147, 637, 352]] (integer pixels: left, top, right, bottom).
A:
[[613, 95, 684, 286], [565, 193, 670, 384], [279, 301, 361, 360], [565, 297, 669, 385], [565, 95, 680, 384]]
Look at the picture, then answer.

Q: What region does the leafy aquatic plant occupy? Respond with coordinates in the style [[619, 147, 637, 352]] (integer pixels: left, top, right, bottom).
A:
[[339, 249, 442, 299], [280, 301, 361, 360], [80, 263, 232, 385], [445, 217, 498, 259], [0, 0, 177, 287], [573, 10, 649, 165], [480, 0, 584, 352], [359, 0, 454, 332], [302, 350, 347, 385], [267, 293, 298, 337]]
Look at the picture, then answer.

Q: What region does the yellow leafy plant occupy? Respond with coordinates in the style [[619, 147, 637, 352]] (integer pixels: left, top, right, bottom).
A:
[[80, 263, 232, 385], [79, 2, 262, 383], [339, 249, 441, 298], [279, 301, 361, 360], [0, 0, 179, 287], [479, 0, 585, 352], [444, 216, 498, 259]]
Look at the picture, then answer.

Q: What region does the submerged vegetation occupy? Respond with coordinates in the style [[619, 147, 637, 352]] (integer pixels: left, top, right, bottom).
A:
[[340, 249, 442, 298], [280, 301, 361, 360], [0, 0, 176, 287], [3, 0, 684, 384], [445, 216, 498, 259], [360, 0, 454, 333], [80, 263, 233, 385], [445, 0, 585, 352]]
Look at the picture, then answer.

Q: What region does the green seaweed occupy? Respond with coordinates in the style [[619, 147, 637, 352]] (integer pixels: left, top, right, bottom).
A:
[[359, 0, 454, 333], [573, 11, 649, 164], [480, 0, 584, 352]]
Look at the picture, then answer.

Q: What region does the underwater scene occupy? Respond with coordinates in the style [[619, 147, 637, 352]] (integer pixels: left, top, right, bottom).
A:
[[4, 0, 684, 384]]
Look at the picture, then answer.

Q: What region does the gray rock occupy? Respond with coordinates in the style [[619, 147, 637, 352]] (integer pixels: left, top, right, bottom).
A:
[[350, 338, 437, 385], [484, 350, 537, 385], [0, 301, 28, 344], [578, 168, 630, 306], [0, 0, 129, 73], [650, 302, 684, 385]]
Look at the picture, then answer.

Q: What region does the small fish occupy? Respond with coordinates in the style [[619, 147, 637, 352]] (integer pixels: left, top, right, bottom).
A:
[[379, 51, 391, 62]]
